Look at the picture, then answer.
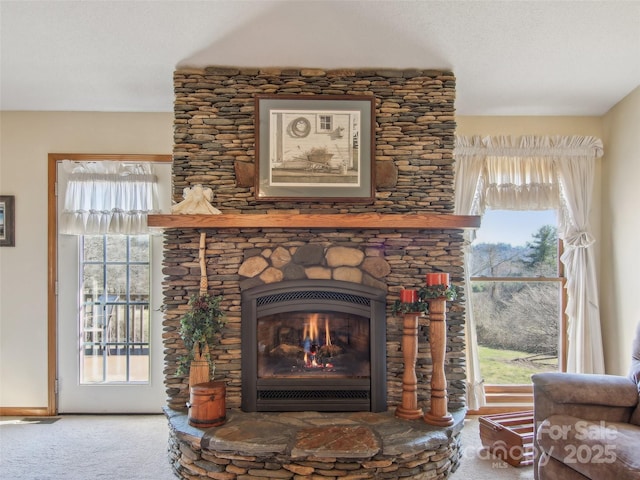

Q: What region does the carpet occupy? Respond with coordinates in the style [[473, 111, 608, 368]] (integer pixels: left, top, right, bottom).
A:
[[0, 414, 176, 480]]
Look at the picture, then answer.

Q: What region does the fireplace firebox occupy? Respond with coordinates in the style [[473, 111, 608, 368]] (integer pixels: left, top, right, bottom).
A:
[[241, 280, 387, 412]]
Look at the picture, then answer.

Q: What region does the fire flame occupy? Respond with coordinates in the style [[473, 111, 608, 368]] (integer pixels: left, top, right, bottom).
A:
[[303, 313, 332, 367]]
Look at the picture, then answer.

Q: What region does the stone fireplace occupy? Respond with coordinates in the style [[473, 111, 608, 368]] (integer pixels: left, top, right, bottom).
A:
[[158, 66, 475, 479], [160, 224, 469, 413]]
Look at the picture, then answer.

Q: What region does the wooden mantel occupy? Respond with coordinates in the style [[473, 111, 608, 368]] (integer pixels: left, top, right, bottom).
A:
[[147, 213, 480, 229]]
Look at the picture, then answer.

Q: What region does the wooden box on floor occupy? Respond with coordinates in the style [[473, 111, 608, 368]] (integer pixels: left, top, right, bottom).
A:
[[479, 410, 534, 467]]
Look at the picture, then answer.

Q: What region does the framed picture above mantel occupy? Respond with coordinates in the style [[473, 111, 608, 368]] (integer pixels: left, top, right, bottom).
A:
[[255, 94, 376, 202]]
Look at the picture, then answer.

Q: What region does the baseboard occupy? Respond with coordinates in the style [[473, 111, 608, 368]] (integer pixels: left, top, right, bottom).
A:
[[0, 407, 51, 417]]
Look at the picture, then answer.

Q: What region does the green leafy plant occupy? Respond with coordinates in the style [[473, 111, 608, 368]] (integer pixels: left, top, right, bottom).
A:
[[420, 284, 458, 301], [392, 284, 459, 315], [177, 292, 225, 377]]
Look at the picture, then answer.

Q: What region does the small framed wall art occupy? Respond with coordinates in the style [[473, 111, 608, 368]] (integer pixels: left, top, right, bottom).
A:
[[0, 195, 15, 247], [255, 95, 375, 202]]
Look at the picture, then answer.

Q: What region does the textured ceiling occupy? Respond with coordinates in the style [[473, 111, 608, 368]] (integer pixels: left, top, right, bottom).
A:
[[1, 0, 639, 115]]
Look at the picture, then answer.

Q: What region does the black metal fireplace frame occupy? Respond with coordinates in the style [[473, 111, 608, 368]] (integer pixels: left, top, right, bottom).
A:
[[241, 279, 387, 412]]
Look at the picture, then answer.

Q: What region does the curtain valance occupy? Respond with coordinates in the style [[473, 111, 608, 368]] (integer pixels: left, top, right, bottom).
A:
[[59, 160, 159, 235], [454, 135, 604, 158]]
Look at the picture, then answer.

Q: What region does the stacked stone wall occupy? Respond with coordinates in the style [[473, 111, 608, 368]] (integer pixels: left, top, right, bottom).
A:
[[173, 67, 456, 212], [165, 67, 466, 413]]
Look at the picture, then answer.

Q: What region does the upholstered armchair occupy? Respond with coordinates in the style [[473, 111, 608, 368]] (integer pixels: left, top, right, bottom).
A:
[[532, 322, 640, 480]]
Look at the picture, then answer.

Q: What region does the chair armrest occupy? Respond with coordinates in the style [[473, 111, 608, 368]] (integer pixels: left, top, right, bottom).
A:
[[532, 372, 638, 426], [533, 372, 638, 407]]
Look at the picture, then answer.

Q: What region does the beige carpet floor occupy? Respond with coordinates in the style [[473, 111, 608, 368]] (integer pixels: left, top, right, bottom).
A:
[[0, 414, 176, 480], [0, 414, 533, 479]]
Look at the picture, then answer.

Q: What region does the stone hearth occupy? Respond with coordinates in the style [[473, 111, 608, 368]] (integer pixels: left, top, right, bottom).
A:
[[165, 407, 465, 479]]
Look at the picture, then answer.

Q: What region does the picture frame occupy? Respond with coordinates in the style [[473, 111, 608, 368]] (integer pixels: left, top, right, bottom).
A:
[[0, 195, 15, 247], [255, 94, 376, 202]]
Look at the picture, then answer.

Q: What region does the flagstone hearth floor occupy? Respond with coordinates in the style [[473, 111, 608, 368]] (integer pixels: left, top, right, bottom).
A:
[[165, 407, 466, 479]]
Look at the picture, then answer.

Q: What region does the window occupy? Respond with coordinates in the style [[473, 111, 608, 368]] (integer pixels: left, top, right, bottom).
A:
[[80, 234, 151, 383], [318, 115, 332, 132], [470, 210, 564, 385]]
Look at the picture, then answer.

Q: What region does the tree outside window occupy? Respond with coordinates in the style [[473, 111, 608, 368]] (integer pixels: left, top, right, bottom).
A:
[[470, 210, 562, 385]]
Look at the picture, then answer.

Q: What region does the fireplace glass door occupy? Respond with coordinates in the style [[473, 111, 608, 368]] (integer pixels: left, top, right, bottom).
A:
[[257, 311, 370, 380], [242, 280, 387, 412]]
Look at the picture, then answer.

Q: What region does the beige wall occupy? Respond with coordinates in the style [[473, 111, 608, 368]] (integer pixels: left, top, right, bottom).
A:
[[456, 116, 603, 137], [0, 112, 173, 409], [601, 86, 640, 375]]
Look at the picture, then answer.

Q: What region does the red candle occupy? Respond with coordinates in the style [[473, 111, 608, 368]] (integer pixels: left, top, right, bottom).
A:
[[400, 289, 417, 303], [426, 273, 450, 286], [426, 273, 440, 286]]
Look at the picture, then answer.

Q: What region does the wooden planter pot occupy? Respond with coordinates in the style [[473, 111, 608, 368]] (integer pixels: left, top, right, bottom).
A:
[[187, 380, 227, 428]]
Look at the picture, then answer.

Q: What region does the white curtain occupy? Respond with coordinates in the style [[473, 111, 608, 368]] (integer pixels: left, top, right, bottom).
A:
[[556, 149, 605, 373], [453, 138, 486, 410], [454, 135, 605, 407], [60, 160, 159, 235]]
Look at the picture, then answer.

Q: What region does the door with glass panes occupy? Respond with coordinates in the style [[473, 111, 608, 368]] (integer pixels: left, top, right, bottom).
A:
[[57, 160, 171, 413]]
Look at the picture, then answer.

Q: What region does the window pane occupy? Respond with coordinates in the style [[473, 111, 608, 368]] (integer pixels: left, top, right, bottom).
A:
[[106, 235, 127, 262], [82, 264, 104, 296], [83, 235, 104, 262], [129, 235, 149, 262], [129, 265, 149, 299], [471, 210, 558, 277], [108, 303, 126, 344], [319, 115, 332, 131], [128, 304, 149, 344], [104, 350, 128, 383], [106, 265, 127, 296], [471, 280, 560, 384]]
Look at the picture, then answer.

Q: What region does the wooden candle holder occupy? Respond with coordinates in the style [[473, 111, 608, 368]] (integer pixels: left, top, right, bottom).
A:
[[395, 312, 424, 419], [423, 297, 454, 426]]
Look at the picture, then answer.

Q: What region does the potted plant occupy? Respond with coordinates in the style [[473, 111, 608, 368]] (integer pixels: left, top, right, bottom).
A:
[[177, 291, 225, 387]]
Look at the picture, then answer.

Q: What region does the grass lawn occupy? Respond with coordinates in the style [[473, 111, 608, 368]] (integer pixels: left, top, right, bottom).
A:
[[478, 345, 558, 384]]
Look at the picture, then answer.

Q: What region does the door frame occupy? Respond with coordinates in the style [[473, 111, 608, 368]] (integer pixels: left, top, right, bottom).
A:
[[47, 153, 172, 415]]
